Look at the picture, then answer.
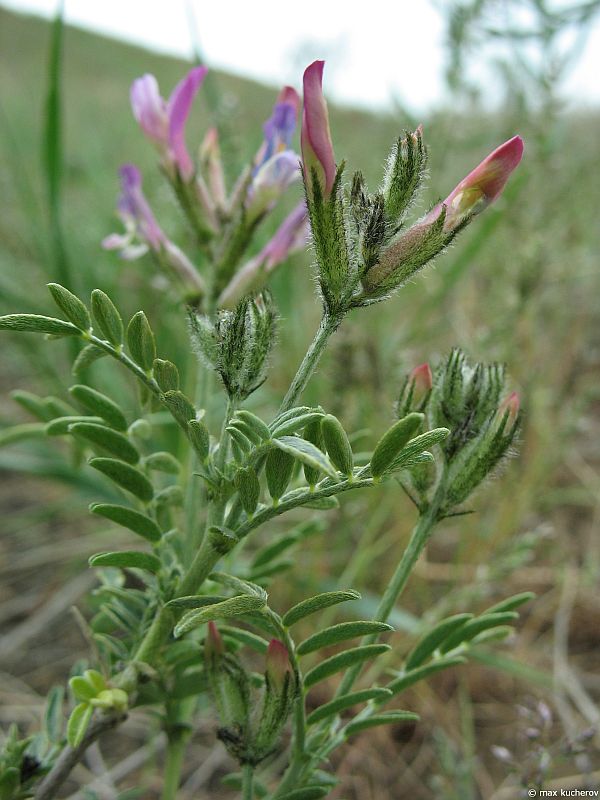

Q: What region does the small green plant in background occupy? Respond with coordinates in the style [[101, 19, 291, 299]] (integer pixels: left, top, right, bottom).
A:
[[0, 56, 529, 800]]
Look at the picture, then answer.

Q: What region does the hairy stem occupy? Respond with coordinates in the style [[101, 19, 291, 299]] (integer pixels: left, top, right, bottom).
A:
[[242, 762, 255, 800], [279, 310, 343, 414]]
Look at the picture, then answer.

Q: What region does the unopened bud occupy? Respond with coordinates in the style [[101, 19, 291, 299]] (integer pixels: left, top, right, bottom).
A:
[[495, 392, 520, 435], [265, 639, 293, 691], [205, 621, 224, 659], [398, 362, 433, 416]]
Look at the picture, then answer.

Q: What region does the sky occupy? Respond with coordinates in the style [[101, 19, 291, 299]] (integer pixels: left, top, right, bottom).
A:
[[2, 0, 600, 112]]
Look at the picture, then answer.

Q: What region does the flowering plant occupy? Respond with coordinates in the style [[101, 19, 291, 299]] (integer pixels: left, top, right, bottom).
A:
[[0, 59, 528, 800]]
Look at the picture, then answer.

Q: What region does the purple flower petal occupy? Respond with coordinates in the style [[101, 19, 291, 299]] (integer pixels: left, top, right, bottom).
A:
[[167, 65, 208, 181], [301, 61, 336, 196], [130, 74, 168, 144]]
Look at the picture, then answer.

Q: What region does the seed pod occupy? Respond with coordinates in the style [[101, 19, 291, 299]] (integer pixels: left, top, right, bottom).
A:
[[321, 414, 353, 477], [266, 447, 294, 503], [370, 412, 424, 479]]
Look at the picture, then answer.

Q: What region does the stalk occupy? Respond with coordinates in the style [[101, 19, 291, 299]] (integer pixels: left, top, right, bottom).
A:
[[279, 310, 343, 413], [242, 763, 255, 800], [161, 731, 189, 800]]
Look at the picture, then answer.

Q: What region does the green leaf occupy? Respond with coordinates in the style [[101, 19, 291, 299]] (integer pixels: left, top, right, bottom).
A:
[[388, 427, 450, 471], [153, 358, 180, 392], [48, 283, 90, 330], [321, 414, 353, 476], [269, 405, 314, 433], [69, 676, 97, 702], [387, 656, 467, 696], [72, 343, 108, 376], [370, 413, 424, 478], [144, 451, 181, 474], [162, 390, 196, 428], [0, 422, 46, 447], [165, 595, 229, 610], [266, 446, 294, 501], [91, 289, 123, 346], [220, 625, 270, 654], [297, 621, 393, 655], [279, 788, 329, 800], [66, 702, 93, 748], [45, 415, 104, 435], [69, 385, 128, 431], [271, 411, 324, 437], [344, 711, 419, 738], [483, 592, 535, 615], [272, 436, 338, 481], [306, 688, 393, 725], [303, 416, 325, 486], [283, 590, 361, 627], [174, 595, 266, 637], [405, 613, 473, 670], [69, 422, 139, 464], [234, 410, 271, 441], [127, 311, 156, 371], [90, 503, 161, 543], [234, 466, 260, 516], [89, 550, 161, 574], [0, 313, 79, 336], [12, 389, 54, 421], [89, 457, 154, 502], [300, 495, 340, 510], [44, 685, 65, 743], [209, 572, 268, 602], [188, 419, 210, 460], [439, 612, 518, 654], [304, 644, 390, 689]]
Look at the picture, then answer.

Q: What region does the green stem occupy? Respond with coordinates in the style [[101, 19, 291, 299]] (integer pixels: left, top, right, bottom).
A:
[[279, 310, 343, 414], [242, 762, 254, 800], [162, 731, 189, 800], [334, 476, 447, 699]]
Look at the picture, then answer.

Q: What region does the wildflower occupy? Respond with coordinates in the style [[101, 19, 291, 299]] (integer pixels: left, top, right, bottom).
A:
[[427, 135, 524, 231], [102, 164, 165, 259], [301, 60, 336, 197], [246, 87, 302, 220], [219, 202, 308, 308], [130, 66, 207, 181]]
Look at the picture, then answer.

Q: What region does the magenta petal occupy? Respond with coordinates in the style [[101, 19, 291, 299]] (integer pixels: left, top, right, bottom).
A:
[[301, 60, 336, 196], [443, 135, 524, 224], [167, 65, 208, 181], [130, 74, 168, 144], [118, 164, 165, 251]]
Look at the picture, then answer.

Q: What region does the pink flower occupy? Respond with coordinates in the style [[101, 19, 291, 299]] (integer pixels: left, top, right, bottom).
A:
[[218, 202, 308, 308], [428, 135, 524, 231], [410, 363, 433, 404], [102, 164, 165, 258], [130, 66, 207, 181], [301, 60, 336, 197]]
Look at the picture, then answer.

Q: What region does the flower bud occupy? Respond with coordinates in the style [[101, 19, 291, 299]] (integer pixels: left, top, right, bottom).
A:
[[301, 60, 336, 197], [265, 639, 293, 692], [494, 391, 520, 435], [397, 363, 433, 416], [428, 135, 524, 232], [250, 640, 296, 763], [200, 126, 227, 207]]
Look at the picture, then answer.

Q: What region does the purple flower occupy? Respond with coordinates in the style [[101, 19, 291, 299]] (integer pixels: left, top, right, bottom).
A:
[[130, 66, 207, 181], [219, 202, 308, 308], [254, 86, 300, 173], [301, 60, 336, 197], [103, 164, 165, 258]]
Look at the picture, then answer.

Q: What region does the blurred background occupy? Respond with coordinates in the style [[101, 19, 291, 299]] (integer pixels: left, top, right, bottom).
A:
[[1, 1, 600, 798]]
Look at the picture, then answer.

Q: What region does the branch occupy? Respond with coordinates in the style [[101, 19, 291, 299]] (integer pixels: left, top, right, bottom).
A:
[[34, 712, 126, 800]]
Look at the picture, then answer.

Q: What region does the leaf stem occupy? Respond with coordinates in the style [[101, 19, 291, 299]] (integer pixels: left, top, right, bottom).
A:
[[161, 729, 189, 800], [242, 762, 254, 800]]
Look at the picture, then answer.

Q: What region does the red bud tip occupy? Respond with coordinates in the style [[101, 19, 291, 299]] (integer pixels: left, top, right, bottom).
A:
[[410, 363, 433, 395], [206, 621, 224, 656], [266, 639, 292, 689], [497, 391, 520, 432]]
